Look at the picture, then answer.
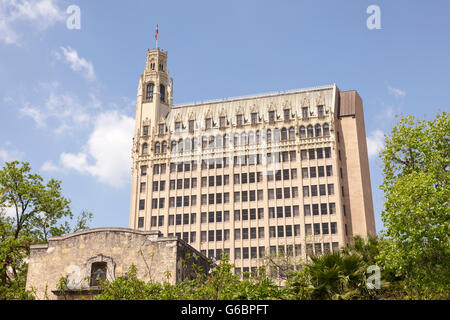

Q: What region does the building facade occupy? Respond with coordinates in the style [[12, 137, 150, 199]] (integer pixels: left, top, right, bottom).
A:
[[26, 227, 210, 300], [129, 48, 376, 277]]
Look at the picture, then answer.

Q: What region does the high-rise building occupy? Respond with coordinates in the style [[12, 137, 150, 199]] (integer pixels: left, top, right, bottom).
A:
[[129, 48, 375, 276]]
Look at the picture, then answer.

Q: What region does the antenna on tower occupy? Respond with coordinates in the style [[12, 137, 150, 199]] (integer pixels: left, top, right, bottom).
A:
[[155, 24, 159, 49]]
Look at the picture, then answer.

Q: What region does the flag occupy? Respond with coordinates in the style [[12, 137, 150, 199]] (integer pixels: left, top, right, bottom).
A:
[[155, 24, 158, 41]]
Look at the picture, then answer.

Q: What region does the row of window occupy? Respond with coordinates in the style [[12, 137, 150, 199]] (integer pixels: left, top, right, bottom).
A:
[[147, 166, 331, 194], [147, 147, 332, 175], [138, 202, 337, 227], [150, 223, 336, 246], [161, 106, 328, 136], [150, 126, 331, 155]]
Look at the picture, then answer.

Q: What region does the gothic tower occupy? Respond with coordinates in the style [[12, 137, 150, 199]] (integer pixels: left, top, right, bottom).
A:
[[130, 48, 173, 228]]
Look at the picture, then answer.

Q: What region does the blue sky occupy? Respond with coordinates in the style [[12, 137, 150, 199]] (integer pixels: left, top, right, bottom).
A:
[[0, 0, 449, 234]]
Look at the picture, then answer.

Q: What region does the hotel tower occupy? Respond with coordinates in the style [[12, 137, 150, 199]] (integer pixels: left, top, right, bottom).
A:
[[129, 47, 376, 277]]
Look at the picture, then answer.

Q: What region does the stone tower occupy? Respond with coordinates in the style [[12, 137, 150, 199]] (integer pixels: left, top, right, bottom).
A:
[[130, 48, 173, 227]]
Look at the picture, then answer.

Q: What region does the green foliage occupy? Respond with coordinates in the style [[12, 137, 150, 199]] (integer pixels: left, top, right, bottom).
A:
[[0, 161, 93, 300], [96, 256, 285, 300], [379, 112, 450, 299]]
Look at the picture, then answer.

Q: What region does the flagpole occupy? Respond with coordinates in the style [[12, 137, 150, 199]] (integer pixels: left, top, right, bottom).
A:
[[155, 24, 158, 50]]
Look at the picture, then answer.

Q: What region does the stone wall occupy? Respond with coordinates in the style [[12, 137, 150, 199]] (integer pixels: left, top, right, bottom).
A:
[[26, 227, 210, 300]]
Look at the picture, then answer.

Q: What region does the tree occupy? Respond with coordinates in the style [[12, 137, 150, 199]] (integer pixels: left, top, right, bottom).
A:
[[378, 112, 450, 299], [0, 161, 92, 299]]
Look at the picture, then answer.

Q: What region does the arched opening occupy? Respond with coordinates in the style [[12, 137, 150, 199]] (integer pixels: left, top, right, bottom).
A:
[[289, 127, 295, 140], [161, 141, 167, 153], [307, 125, 314, 138], [160, 84, 165, 102], [154, 142, 160, 154], [315, 124, 322, 137], [266, 129, 272, 143], [90, 262, 107, 287], [240, 132, 247, 146], [323, 123, 330, 136], [281, 127, 288, 141], [146, 83, 154, 101], [184, 138, 190, 152], [142, 143, 148, 155], [299, 126, 306, 138], [216, 135, 222, 148], [171, 140, 177, 151], [248, 131, 255, 145]]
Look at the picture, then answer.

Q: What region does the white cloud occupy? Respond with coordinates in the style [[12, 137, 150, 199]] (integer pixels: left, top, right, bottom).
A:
[[388, 86, 406, 98], [40, 160, 62, 172], [44, 111, 134, 188], [0, 146, 24, 162], [56, 46, 96, 81], [19, 90, 91, 134], [0, 0, 65, 45], [367, 129, 385, 159]]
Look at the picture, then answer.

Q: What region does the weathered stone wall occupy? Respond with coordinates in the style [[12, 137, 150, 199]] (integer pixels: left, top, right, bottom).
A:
[[26, 227, 209, 300]]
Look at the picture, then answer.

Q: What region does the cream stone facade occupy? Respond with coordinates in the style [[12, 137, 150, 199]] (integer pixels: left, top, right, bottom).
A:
[[129, 48, 376, 277], [26, 227, 210, 300]]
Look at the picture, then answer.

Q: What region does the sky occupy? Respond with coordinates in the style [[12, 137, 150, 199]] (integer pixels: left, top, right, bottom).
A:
[[0, 0, 449, 234]]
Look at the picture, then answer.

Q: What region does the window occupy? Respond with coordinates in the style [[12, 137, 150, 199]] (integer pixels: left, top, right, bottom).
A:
[[138, 217, 144, 228], [219, 116, 226, 128], [314, 223, 321, 235], [284, 109, 290, 120], [90, 262, 107, 286], [189, 120, 194, 132], [146, 83, 154, 101], [317, 148, 323, 159], [277, 226, 284, 237], [301, 149, 307, 160], [299, 126, 306, 138], [281, 127, 288, 141], [331, 222, 337, 234], [311, 185, 318, 197], [139, 199, 145, 210], [317, 105, 324, 117], [302, 107, 308, 118], [142, 143, 148, 155], [251, 112, 257, 124], [326, 165, 333, 176], [312, 204, 319, 215], [303, 186, 309, 197], [307, 125, 314, 138], [269, 110, 275, 122], [160, 84, 165, 102], [325, 147, 331, 158], [310, 167, 316, 178], [322, 223, 329, 235], [140, 182, 146, 193], [236, 114, 243, 126], [328, 184, 335, 195], [319, 184, 326, 196], [318, 166, 325, 177], [330, 203, 336, 214], [323, 123, 330, 136], [315, 124, 322, 137], [305, 224, 312, 236], [205, 118, 212, 129], [303, 205, 311, 216], [302, 168, 308, 179]]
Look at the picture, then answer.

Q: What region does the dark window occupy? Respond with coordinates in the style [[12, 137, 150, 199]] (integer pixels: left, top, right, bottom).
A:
[[90, 262, 107, 286], [160, 84, 165, 102], [146, 83, 154, 101]]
